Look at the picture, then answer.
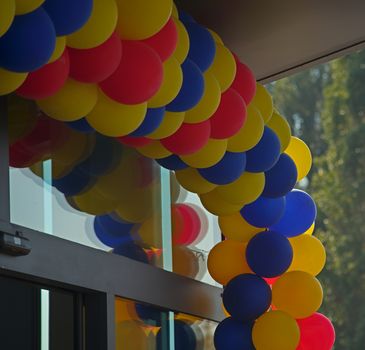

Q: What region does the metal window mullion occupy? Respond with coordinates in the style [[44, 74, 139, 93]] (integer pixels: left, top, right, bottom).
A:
[[0, 96, 10, 223]]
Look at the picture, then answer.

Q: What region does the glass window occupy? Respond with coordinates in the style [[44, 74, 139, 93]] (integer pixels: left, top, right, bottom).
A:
[[0, 276, 76, 350], [8, 95, 221, 280], [115, 297, 217, 350]]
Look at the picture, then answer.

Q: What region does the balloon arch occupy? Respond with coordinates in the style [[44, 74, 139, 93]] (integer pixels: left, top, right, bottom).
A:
[[0, 0, 335, 349]]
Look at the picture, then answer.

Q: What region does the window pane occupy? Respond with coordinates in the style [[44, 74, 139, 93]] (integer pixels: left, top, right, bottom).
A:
[[115, 297, 217, 350], [0, 276, 75, 350], [7, 96, 221, 278]]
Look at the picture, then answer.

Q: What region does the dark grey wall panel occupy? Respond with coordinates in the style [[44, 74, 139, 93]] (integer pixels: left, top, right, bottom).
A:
[[0, 223, 225, 322]]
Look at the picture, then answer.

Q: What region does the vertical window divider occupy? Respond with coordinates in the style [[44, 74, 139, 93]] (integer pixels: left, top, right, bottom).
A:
[[0, 96, 10, 223]]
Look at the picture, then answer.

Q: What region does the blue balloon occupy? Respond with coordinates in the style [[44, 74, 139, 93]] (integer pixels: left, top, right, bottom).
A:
[[185, 22, 216, 72], [156, 154, 188, 170], [262, 153, 298, 198], [166, 59, 204, 112], [135, 303, 166, 326], [223, 274, 271, 322], [245, 127, 281, 173], [214, 318, 255, 350], [53, 168, 94, 196], [270, 190, 317, 237], [241, 195, 286, 228], [129, 107, 165, 137], [113, 242, 149, 263], [94, 216, 133, 248], [66, 118, 94, 133], [198, 152, 246, 185], [179, 10, 196, 24], [43, 0, 93, 36], [0, 8, 56, 72], [246, 231, 293, 278], [77, 135, 122, 177], [157, 320, 196, 350], [97, 214, 134, 236]]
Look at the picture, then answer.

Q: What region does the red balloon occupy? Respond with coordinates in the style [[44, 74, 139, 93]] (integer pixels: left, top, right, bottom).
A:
[[117, 136, 152, 148], [161, 120, 211, 155], [297, 313, 336, 350], [16, 50, 70, 99], [264, 277, 279, 285], [10, 115, 69, 167], [231, 55, 257, 105], [172, 204, 201, 245], [210, 88, 246, 139], [68, 32, 122, 83], [141, 18, 178, 62], [100, 40, 163, 104]]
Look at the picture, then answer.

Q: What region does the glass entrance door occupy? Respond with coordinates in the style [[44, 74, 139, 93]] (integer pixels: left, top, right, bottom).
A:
[[0, 276, 78, 350]]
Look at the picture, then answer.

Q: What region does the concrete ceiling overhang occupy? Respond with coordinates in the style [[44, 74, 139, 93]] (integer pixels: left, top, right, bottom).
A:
[[177, 0, 365, 82]]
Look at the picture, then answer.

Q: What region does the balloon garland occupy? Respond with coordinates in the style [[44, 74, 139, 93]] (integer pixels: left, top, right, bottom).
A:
[[1, 1, 335, 349]]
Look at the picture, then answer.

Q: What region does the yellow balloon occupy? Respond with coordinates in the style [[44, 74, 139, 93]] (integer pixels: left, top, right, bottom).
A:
[[208, 29, 224, 44], [67, 0, 118, 49], [218, 212, 262, 242], [51, 131, 92, 176], [94, 148, 151, 201], [285, 136, 312, 181], [136, 140, 172, 159], [138, 214, 162, 248], [172, 18, 190, 64], [304, 222, 315, 235], [116, 0, 172, 40], [87, 90, 146, 137], [115, 189, 153, 223], [222, 303, 230, 317], [252, 311, 300, 350], [207, 240, 251, 285], [272, 271, 323, 319], [173, 245, 199, 278], [15, 0, 44, 15], [0, 0, 15, 37], [172, 3, 179, 17], [0, 68, 27, 96], [48, 36, 66, 63], [8, 95, 38, 144], [184, 72, 221, 123], [73, 186, 119, 215], [288, 235, 326, 276], [227, 104, 264, 152], [148, 56, 183, 107], [267, 110, 291, 152], [116, 321, 148, 350], [199, 191, 242, 216], [115, 298, 139, 322], [251, 83, 273, 123], [37, 79, 98, 121], [147, 110, 184, 139], [170, 172, 181, 203], [206, 44, 236, 92], [215, 171, 265, 205], [180, 138, 227, 168], [175, 167, 217, 194]]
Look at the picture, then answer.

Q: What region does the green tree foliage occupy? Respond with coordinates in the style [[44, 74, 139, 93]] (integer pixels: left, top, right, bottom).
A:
[[271, 50, 365, 349]]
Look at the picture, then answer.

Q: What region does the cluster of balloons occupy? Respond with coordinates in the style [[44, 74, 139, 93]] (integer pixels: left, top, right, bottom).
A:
[[2, 1, 335, 349], [206, 126, 335, 348]]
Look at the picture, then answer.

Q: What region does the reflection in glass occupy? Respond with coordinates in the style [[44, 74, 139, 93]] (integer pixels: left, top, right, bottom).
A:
[[115, 297, 217, 350], [8, 95, 221, 280]]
